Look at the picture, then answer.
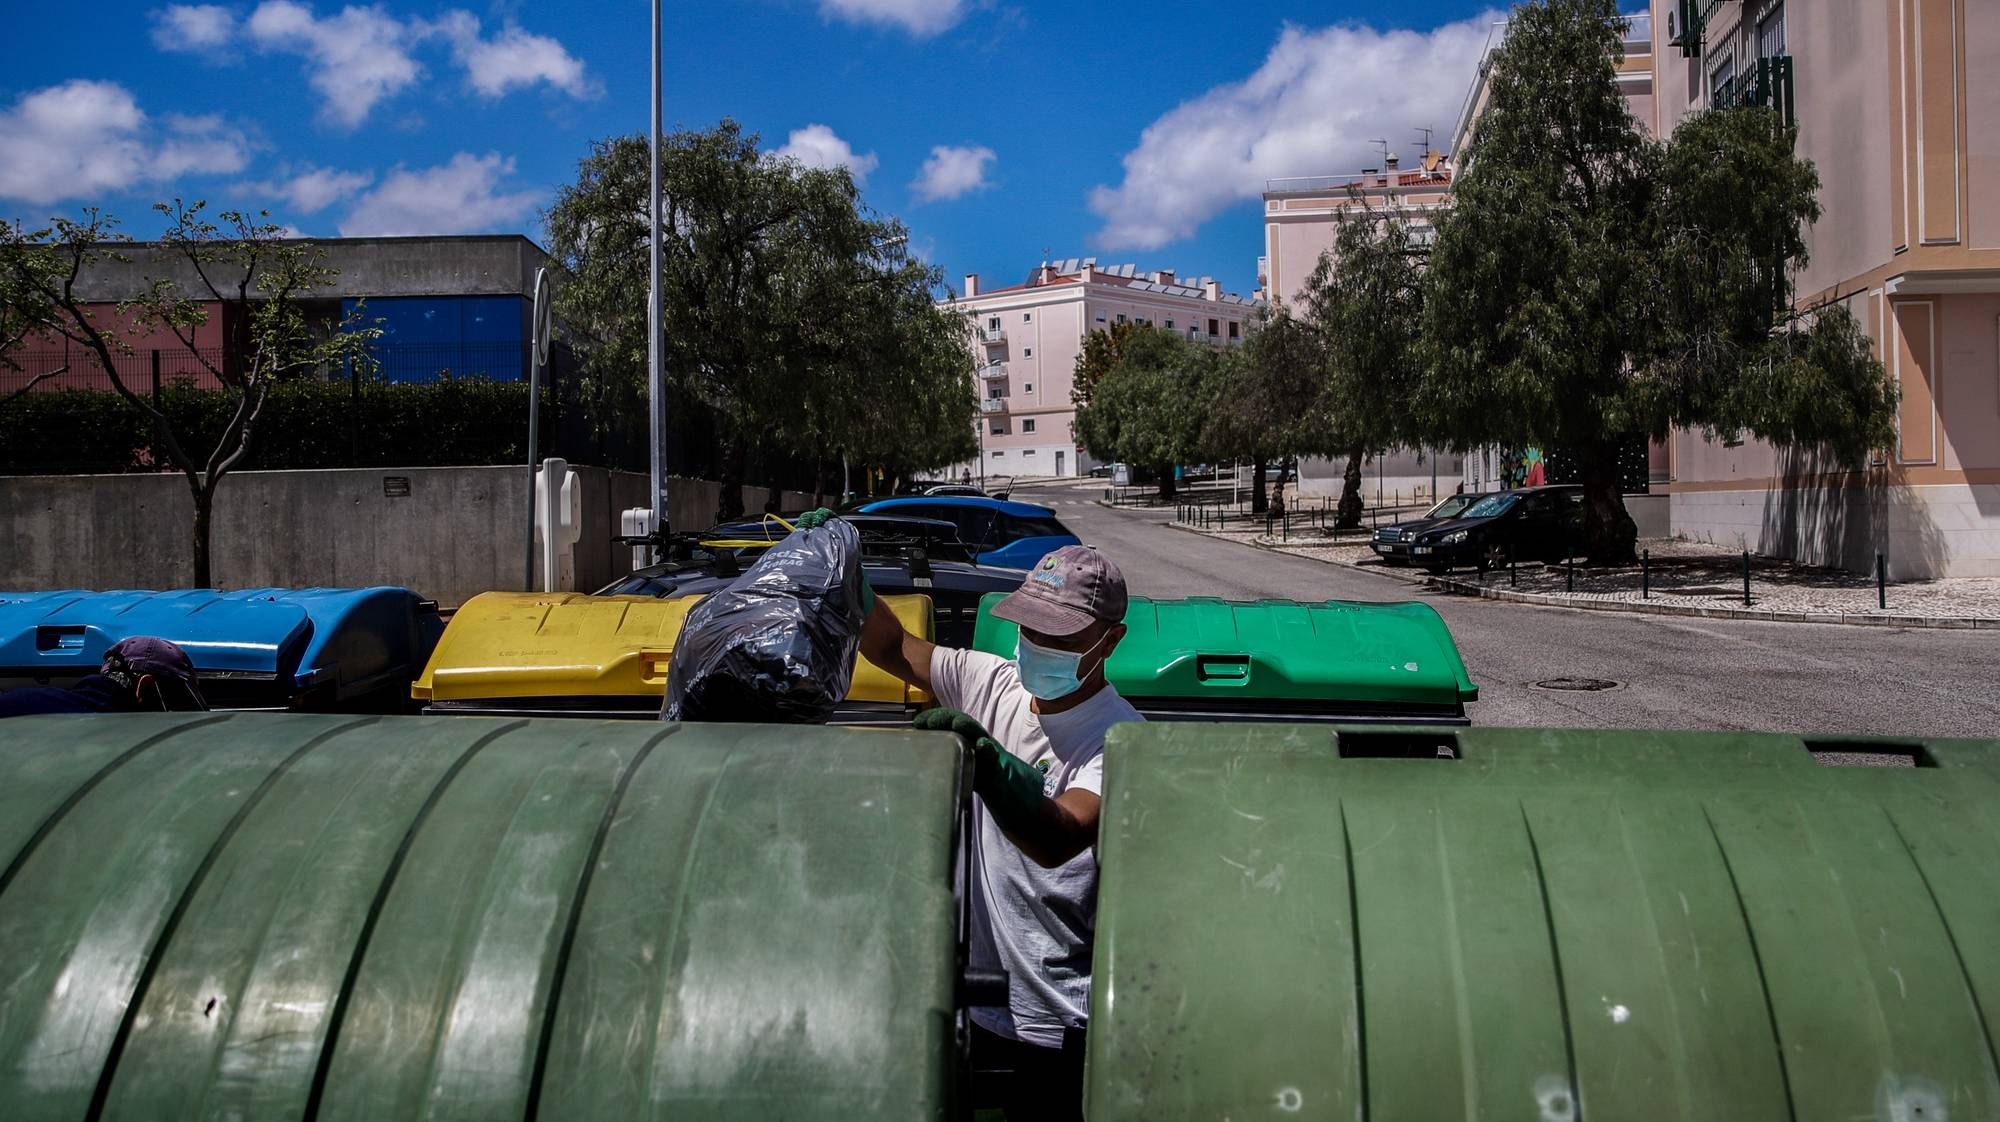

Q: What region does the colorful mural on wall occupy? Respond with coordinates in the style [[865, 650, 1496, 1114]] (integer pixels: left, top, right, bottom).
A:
[[1499, 447, 1546, 489]]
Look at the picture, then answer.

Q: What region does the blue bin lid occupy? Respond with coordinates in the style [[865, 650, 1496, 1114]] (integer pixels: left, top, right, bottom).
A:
[[0, 588, 437, 699]]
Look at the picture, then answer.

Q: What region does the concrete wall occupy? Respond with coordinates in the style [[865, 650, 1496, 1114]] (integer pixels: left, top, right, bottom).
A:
[[1671, 481, 1998, 579], [1297, 450, 1463, 506], [0, 468, 815, 608], [72, 236, 549, 302]]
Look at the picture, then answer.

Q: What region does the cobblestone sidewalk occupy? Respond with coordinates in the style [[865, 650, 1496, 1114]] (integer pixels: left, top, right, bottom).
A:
[[1172, 519, 2000, 625]]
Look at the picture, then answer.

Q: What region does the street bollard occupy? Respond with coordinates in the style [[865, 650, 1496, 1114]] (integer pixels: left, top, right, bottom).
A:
[[1877, 551, 1887, 610], [1641, 549, 1650, 599], [1742, 550, 1752, 607], [1509, 542, 1517, 587], [1283, 512, 1290, 541], [1566, 550, 1575, 593], [1219, 505, 1226, 529]]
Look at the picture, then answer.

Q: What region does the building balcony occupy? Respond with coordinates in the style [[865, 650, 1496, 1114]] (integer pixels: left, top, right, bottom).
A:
[[978, 326, 1006, 344], [980, 397, 1006, 414], [1715, 55, 1795, 128], [978, 362, 1007, 381]]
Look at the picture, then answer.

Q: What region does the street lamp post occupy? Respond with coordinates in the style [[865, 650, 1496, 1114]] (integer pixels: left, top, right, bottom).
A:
[[646, 0, 667, 553]]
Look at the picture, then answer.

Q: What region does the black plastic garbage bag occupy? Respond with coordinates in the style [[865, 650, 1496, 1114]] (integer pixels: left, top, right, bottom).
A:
[[662, 519, 869, 723]]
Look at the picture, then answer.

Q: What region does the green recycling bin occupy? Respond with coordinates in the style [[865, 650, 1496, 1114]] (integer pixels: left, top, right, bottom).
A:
[[1088, 723, 2000, 1121], [0, 712, 965, 1122]]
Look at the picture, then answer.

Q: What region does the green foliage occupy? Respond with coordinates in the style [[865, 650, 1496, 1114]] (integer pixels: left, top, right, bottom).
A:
[[1305, 212, 1427, 456], [543, 122, 975, 491], [1417, 0, 1896, 561], [1204, 313, 1329, 463], [1070, 320, 1140, 409], [0, 379, 549, 475], [1073, 327, 1220, 489]]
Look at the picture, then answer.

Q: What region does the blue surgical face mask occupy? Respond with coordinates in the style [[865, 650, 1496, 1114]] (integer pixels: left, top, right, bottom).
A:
[[1015, 632, 1109, 701]]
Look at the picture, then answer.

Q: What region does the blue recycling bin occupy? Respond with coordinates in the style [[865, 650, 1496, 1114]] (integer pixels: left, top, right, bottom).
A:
[[0, 588, 444, 711]]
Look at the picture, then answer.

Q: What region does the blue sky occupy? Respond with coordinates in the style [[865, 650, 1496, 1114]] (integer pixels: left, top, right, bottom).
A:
[[2, 0, 1519, 295]]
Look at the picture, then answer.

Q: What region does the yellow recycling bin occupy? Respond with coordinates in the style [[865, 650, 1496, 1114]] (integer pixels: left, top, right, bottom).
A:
[[412, 591, 932, 717]]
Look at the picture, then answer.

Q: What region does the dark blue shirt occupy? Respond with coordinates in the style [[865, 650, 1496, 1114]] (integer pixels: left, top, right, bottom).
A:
[[0, 674, 141, 718]]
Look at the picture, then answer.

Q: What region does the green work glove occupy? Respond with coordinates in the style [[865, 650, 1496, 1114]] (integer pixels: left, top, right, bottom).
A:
[[913, 708, 1045, 827], [796, 507, 836, 529]]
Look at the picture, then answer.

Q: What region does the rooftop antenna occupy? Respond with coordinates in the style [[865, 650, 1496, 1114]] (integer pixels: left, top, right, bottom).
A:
[[1414, 125, 1436, 154], [1369, 139, 1390, 169]]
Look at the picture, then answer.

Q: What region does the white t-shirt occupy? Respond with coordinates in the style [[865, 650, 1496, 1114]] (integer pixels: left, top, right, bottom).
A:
[[928, 646, 1143, 1047]]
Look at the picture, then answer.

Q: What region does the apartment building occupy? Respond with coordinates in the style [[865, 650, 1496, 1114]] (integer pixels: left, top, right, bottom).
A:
[[1651, 0, 2000, 576], [1260, 152, 1455, 312], [945, 260, 1264, 480]]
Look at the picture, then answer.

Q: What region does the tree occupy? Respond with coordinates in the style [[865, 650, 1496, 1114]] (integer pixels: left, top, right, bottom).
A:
[[0, 220, 73, 408], [1070, 319, 1139, 410], [1304, 209, 1427, 529], [1419, 0, 1895, 562], [1205, 313, 1327, 513], [1073, 326, 1217, 500], [545, 122, 974, 521], [1, 204, 374, 586]]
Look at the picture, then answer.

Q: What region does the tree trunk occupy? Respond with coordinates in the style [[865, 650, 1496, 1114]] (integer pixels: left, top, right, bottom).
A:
[[1154, 463, 1177, 501], [191, 484, 213, 588], [1251, 456, 1269, 514], [1335, 450, 1366, 530], [1580, 439, 1639, 564], [812, 457, 827, 507], [717, 438, 747, 522]]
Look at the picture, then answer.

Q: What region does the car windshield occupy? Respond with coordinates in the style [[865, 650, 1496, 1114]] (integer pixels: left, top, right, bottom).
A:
[[1465, 493, 1521, 518], [1428, 495, 1476, 519]]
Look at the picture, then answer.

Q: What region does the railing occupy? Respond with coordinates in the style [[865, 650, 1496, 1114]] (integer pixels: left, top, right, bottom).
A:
[[1715, 54, 1795, 128], [978, 362, 1007, 380], [980, 398, 1006, 414], [1668, 0, 1704, 57], [978, 326, 1006, 344]]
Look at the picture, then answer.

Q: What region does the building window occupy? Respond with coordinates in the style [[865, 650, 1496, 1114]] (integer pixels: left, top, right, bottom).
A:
[[1095, 315, 1107, 323], [1023, 419, 1037, 433], [992, 450, 1005, 457], [1209, 318, 1219, 335], [988, 386, 1003, 400], [990, 421, 1005, 435], [1024, 347, 1033, 357], [987, 316, 1000, 330], [1137, 318, 1150, 326], [1757, 1, 1785, 59], [1709, 49, 1734, 99], [1023, 382, 1033, 393], [1165, 320, 1175, 330], [1023, 449, 1036, 456], [1228, 321, 1240, 339], [1116, 314, 1127, 324]]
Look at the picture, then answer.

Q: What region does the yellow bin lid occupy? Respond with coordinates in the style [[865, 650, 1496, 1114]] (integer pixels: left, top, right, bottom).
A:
[[412, 591, 932, 706]]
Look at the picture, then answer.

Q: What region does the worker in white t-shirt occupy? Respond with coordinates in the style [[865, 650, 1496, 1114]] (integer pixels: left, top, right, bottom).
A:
[[857, 541, 1141, 1122]]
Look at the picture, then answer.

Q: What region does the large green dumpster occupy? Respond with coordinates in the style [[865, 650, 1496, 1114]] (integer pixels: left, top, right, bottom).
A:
[[0, 713, 965, 1121], [1089, 724, 2000, 1120], [974, 594, 1479, 724]]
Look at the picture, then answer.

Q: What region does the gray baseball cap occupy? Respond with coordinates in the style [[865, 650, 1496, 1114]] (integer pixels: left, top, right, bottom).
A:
[[991, 545, 1129, 637], [103, 636, 209, 711]]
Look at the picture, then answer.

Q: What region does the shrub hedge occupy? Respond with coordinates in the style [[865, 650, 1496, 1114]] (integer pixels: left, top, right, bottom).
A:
[[0, 378, 554, 475]]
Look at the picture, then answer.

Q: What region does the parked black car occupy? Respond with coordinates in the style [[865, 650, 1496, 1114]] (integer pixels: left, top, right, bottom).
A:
[[597, 514, 1023, 648], [1409, 485, 1586, 573], [1370, 492, 1491, 565]]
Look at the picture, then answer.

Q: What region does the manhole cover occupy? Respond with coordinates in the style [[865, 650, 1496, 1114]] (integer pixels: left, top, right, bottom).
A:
[[1534, 677, 1621, 692]]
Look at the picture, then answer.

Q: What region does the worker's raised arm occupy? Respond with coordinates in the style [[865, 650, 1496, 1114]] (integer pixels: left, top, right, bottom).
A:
[[859, 594, 936, 694]]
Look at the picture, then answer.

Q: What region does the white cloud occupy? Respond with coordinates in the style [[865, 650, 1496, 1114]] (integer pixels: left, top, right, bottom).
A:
[[434, 12, 600, 99], [0, 80, 251, 206], [1088, 12, 1499, 250], [246, 1, 425, 129], [818, 0, 968, 37], [339, 152, 539, 236], [151, 4, 237, 50], [774, 124, 880, 183], [236, 165, 374, 213], [206, 2, 596, 127], [910, 144, 994, 203]]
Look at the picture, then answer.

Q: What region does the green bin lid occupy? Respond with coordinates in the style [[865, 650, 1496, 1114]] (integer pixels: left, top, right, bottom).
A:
[[0, 712, 964, 1121], [1089, 723, 2000, 1121], [973, 593, 1478, 718]]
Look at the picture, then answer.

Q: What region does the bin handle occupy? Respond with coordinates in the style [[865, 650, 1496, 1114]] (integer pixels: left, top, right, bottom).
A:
[[1194, 654, 1251, 683]]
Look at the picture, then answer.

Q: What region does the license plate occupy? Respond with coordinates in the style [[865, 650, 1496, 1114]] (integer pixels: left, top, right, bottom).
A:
[[1414, 546, 1432, 554]]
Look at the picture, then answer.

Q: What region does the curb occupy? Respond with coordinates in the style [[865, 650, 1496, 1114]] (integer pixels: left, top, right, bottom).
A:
[[1161, 521, 2000, 630]]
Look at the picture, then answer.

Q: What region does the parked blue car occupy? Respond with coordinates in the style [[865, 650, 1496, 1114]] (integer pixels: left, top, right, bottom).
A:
[[855, 497, 1080, 570]]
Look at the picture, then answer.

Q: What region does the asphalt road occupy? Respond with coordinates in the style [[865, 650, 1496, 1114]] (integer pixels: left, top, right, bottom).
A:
[[1016, 485, 2000, 739]]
